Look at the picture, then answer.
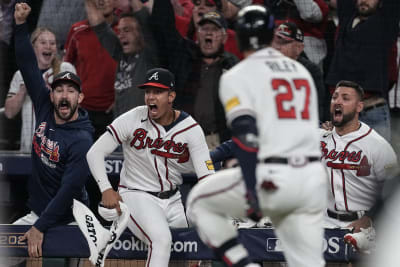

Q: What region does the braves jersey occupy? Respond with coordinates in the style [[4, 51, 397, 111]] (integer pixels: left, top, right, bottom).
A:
[[107, 106, 215, 192], [320, 122, 398, 212], [219, 47, 321, 159]]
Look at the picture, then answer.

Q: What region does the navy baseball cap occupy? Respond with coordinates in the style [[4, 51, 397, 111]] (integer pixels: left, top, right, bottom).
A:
[[275, 22, 304, 42], [138, 68, 175, 90], [51, 71, 82, 92], [198, 11, 227, 29]]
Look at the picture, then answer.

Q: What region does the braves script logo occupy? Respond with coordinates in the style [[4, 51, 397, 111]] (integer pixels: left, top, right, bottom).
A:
[[320, 141, 371, 176], [32, 122, 60, 166], [130, 128, 189, 163]]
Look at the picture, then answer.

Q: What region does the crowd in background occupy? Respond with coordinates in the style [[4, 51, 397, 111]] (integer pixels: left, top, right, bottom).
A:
[[0, 1, 400, 265], [0, 0, 399, 153]]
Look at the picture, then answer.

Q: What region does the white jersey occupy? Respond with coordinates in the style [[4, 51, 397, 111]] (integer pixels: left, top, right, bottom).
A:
[[219, 47, 321, 159], [7, 62, 76, 153], [107, 106, 215, 192], [320, 122, 398, 212]]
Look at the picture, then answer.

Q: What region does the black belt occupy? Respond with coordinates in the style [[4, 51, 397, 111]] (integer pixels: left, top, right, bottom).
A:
[[260, 157, 319, 165], [146, 188, 179, 199], [363, 102, 385, 112], [327, 209, 359, 222]]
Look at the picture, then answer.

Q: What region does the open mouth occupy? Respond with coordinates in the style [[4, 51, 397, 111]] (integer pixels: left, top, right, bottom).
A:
[[204, 37, 213, 49], [42, 52, 52, 60], [333, 106, 343, 119], [148, 104, 158, 116], [58, 100, 70, 113]]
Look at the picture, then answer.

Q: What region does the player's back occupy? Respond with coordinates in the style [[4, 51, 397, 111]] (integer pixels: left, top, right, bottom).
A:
[[220, 47, 321, 159]]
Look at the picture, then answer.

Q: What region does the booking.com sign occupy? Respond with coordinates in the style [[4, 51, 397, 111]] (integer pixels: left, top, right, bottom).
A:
[[112, 236, 198, 253], [266, 236, 341, 254]]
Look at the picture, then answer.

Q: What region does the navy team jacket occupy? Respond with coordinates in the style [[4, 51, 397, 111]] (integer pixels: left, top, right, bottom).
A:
[[14, 23, 94, 232]]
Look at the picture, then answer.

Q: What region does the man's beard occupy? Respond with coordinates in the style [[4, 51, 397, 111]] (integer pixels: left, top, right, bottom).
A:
[[331, 110, 357, 127], [357, 3, 377, 17], [55, 100, 78, 122]]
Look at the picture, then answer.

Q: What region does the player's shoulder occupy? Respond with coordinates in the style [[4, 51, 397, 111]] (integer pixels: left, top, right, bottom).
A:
[[175, 111, 204, 133], [319, 128, 333, 139], [114, 105, 146, 122]]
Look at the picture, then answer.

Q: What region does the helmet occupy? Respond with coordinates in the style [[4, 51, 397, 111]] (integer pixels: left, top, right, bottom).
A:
[[235, 5, 275, 52]]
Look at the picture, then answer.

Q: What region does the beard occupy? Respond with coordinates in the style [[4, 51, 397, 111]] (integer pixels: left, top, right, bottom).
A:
[[331, 110, 357, 127], [357, 3, 378, 17], [54, 99, 78, 122]]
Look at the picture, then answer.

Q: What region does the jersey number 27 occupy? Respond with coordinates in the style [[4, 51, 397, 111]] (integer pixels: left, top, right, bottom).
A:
[[272, 78, 311, 120]]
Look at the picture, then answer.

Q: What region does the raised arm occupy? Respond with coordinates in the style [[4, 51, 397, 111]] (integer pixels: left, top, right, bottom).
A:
[[14, 3, 48, 106], [86, 0, 123, 61], [292, 0, 328, 23]]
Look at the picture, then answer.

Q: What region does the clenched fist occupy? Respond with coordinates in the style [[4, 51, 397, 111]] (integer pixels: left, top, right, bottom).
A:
[[14, 2, 31, 25]]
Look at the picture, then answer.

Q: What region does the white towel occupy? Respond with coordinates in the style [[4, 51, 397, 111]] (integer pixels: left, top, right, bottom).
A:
[[72, 199, 130, 267]]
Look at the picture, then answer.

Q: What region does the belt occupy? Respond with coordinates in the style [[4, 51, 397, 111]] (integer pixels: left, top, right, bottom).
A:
[[327, 209, 360, 222], [146, 188, 179, 199], [363, 102, 385, 112], [260, 156, 319, 165]]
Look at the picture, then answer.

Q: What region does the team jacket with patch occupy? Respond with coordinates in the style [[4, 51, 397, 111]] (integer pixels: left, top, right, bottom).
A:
[[320, 122, 397, 212], [107, 106, 215, 192], [15, 23, 94, 232]]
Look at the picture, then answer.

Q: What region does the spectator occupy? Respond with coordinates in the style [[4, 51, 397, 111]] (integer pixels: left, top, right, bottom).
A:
[[64, 0, 117, 140], [13, 2, 93, 259], [85, 0, 159, 117], [321, 80, 398, 253], [36, 0, 86, 54], [86, 68, 215, 267], [326, 0, 400, 142], [271, 21, 330, 122], [175, 0, 243, 59], [152, 0, 239, 149], [267, 0, 329, 69], [5, 27, 76, 153]]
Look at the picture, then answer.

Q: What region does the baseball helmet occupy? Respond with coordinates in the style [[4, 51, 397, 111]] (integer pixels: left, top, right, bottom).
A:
[[235, 5, 275, 52]]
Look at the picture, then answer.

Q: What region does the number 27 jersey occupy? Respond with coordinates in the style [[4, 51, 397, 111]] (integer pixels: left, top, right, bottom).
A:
[[219, 48, 321, 159]]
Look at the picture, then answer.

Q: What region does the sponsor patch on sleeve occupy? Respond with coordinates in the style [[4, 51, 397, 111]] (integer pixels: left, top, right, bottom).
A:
[[206, 160, 215, 170], [225, 96, 240, 112]]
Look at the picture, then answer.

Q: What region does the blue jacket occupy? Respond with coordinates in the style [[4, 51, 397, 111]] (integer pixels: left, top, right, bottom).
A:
[[15, 23, 94, 232]]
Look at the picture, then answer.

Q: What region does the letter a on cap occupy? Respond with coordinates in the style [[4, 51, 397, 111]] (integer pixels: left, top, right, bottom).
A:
[[149, 72, 159, 81]]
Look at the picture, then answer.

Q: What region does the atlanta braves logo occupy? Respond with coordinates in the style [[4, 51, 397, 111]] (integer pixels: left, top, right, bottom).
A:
[[32, 121, 60, 166], [148, 72, 159, 81], [130, 128, 190, 163], [320, 141, 371, 176]]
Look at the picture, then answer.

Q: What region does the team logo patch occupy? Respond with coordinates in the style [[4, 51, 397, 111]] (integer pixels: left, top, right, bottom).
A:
[[206, 160, 214, 170], [225, 96, 240, 112]]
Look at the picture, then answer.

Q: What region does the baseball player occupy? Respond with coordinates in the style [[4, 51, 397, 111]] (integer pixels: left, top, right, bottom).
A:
[[86, 68, 215, 267], [187, 5, 327, 267], [321, 80, 398, 252]]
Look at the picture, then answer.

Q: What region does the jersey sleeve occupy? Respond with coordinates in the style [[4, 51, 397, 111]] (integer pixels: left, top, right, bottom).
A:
[[106, 109, 138, 144], [8, 71, 23, 95], [372, 138, 398, 182], [219, 72, 256, 127], [186, 124, 215, 180]]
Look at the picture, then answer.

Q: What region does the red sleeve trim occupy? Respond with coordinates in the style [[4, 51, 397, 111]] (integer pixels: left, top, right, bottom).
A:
[[232, 137, 259, 153], [108, 125, 122, 144]]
